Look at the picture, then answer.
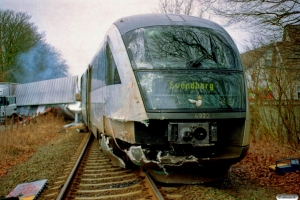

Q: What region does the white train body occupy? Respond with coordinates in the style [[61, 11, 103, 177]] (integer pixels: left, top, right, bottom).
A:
[[81, 14, 250, 183]]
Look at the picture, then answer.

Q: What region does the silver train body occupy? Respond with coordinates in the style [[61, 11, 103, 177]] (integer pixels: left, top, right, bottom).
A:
[[81, 14, 250, 183]]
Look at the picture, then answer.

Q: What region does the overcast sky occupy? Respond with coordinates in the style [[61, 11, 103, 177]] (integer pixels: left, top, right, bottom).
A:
[[1, 0, 245, 76]]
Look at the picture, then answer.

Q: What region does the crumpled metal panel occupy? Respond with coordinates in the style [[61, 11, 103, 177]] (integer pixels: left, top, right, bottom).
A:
[[15, 76, 77, 106], [101, 136, 125, 168]]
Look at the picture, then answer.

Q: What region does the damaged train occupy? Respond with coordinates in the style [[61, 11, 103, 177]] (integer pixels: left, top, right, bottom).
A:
[[81, 13, 250, 184]]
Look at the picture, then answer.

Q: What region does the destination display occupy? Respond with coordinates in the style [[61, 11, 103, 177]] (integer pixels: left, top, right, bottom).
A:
[[137, 71, 245, 111]]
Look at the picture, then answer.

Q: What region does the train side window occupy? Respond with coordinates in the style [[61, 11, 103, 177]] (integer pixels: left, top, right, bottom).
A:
[[106, 44, 121, 85], [91, 57, 101, 90], [98, 46, 106, 87]]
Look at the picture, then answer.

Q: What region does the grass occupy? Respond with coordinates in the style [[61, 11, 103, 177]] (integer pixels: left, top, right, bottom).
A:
[[0, 110, 66, 177]]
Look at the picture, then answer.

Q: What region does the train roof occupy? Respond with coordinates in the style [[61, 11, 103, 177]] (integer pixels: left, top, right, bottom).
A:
[[113, 13, 227, 36]]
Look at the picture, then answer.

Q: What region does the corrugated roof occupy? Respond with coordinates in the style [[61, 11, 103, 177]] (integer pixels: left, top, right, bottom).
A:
[[15, 76, 77, 106]]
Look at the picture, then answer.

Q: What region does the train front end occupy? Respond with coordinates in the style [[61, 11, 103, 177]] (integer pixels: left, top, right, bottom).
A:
[[117, 15, 250, 183]]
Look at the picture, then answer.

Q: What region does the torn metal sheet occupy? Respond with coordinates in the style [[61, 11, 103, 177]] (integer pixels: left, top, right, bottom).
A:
[[101, 136, 125, 168], [125, 146, 232, 184], [126, 146, 199, 167], [125, 145, 246, 171], [125, 146, 198, 173]]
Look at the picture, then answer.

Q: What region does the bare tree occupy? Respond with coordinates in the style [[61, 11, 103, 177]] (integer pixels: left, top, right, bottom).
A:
[[242, 26, 300, 148], [155, 0, 213, 17], [0, 9, 43, 82], [208, 0, 300, 39], [155, 0, 193, 15]]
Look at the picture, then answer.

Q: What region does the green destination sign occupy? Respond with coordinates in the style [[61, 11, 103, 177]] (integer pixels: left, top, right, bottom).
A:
[[169, 81, 214, 91]]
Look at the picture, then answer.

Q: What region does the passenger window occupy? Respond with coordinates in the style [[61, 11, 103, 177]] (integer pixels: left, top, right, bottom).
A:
[[106, 45, 121, 85], [91, 57, 101, 90], [91, 46, 106, 90], [97, 47, 106, 87]]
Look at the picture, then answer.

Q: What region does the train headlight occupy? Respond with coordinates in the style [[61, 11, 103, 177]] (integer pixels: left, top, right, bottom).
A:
[[180, 127, 193, 142], [194, 127, 207, 141]]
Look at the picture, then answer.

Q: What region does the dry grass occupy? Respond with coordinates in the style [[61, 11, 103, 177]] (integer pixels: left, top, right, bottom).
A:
[[0, 110, 66, 177], [0, 112, 88, 198]]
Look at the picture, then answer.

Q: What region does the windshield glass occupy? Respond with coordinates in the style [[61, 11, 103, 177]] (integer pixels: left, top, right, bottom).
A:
[[123, 26, 240, 70], [137, 71, 245, 111]]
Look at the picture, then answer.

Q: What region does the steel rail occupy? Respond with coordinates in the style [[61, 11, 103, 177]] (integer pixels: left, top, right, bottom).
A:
[[143, 170, 165, 200], [56, 132, 92, 200]]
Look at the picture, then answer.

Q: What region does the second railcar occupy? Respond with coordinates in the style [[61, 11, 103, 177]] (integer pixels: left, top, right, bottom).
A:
[[81, 13, 250, 184]]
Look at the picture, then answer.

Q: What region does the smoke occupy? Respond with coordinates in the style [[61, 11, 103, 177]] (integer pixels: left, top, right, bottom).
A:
[[14, 41, 69, 83]]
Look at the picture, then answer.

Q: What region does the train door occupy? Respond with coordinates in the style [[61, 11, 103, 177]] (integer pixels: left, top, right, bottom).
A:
[[80, 74, 87, 124], [87, 66, 92, 129]]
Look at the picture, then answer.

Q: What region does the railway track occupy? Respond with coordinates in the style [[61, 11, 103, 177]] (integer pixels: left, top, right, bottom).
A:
[[53, 134, 164, 200]]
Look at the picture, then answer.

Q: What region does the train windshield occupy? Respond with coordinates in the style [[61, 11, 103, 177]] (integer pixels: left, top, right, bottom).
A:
[[136, 71, 246, 111], [123, 26, 240, 70], [123, 25, 245, 111]]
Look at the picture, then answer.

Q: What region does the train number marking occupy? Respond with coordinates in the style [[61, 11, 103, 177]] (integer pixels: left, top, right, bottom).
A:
[[194, 113, 210, 119]]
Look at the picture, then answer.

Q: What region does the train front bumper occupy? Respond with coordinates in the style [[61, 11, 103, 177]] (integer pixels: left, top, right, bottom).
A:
[[125, 145, 249, 183]]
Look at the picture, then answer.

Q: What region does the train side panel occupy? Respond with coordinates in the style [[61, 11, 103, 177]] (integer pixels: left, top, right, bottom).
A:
[[87, 25, 148, 141], [85, 39, 106, 138], [103, 25, 148, 143]]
